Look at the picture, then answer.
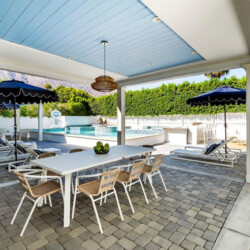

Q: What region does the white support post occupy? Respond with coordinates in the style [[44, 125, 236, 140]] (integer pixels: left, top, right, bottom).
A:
[[244, 64, 250, 183], [38, 100, 43, 141], [117, 86, 125, 145]]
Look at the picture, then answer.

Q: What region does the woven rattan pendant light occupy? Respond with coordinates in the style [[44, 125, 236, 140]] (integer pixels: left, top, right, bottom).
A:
[[91, 41, 118, 92]]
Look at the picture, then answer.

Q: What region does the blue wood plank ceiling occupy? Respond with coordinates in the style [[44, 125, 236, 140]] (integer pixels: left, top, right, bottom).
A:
[[0, 0, 203, 77]]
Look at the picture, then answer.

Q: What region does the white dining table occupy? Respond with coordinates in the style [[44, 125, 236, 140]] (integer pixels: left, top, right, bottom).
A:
[[31, 145, 155, 227]]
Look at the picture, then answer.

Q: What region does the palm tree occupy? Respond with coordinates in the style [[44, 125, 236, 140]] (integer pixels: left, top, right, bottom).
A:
[[205, 70, 229, 79]]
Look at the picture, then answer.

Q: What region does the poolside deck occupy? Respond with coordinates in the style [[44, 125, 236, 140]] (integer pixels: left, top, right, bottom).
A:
[[0, 141, 246, 249]]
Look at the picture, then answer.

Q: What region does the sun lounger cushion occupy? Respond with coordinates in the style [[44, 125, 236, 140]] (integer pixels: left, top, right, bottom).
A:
[[201, 146, 208, 155], [0, 139, 6, 146], [172, 149, 202, 156], [15, 144, 26, 154], [205, 140, 224, 155]]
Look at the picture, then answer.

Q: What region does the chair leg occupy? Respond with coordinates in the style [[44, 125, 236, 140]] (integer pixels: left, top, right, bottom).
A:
[[72, 181, 78, 219], [104, 191, 108, 204], [44, 196, 47, 205], [48, 195, 52, 207], [122, 183, 135, 214], [147, 174, 158, 198], [139, 179, 149, 204], [97, 167, 100, 180], [129, 181, 132, 192], [20, 197, 41, 237], [143, 174, 147, 184], [11, 192, 26, 225], [113, 188, 124, 221], [100, 192, 103, 206], [90, 196, 103, 234], [158, 170, 168, 192], [72, 178, 74, 194]]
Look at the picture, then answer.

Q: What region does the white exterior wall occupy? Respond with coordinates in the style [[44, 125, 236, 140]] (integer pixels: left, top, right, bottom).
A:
[[61, 116, 99, 127], [0, 117, 51, 136], [106, 113, 247, 142], [0, 116, 99, 136]]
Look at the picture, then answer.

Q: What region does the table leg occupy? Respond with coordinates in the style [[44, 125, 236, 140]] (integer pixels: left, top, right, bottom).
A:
[[64, 173, 72, 227]]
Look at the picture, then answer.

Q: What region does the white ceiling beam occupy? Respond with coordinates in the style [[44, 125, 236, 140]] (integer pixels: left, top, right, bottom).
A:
[[231, 0, 250, 51], [118, 55, 250, 87], [0, 39, 127, 85], [142, 0, 249, 61]]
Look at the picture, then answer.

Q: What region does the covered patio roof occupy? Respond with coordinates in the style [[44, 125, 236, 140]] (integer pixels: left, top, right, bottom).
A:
[[0, 0, 250, 185], [1, 1, 250, 248], [0, 0, 249, 86]]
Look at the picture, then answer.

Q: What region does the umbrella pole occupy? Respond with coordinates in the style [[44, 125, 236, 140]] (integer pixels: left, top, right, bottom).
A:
[[14, 98, 17, 162], [224, 104, 227, 155]]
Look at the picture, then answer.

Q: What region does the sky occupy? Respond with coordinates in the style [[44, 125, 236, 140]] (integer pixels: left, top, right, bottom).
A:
[[126, 68, 246, 91]]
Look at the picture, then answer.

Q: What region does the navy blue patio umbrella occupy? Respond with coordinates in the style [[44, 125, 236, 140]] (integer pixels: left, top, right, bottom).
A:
[[0, 80, 59, 161], [0, 102, 20, 110], [187, 85, 246, 153]]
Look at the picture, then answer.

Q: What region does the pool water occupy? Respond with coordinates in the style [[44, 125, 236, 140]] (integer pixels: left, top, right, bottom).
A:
[[43, 125, 162, 139]]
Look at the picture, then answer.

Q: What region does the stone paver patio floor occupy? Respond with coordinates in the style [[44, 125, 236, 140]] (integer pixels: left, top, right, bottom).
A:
[[0, 142, 246, 250]]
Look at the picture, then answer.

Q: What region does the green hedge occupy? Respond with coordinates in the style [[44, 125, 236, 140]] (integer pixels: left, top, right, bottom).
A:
[[89, 76, 246, 116], [0, 76, 246, 118]]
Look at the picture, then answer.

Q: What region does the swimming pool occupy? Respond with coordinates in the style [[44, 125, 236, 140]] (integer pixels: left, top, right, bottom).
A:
[[43, 125, 162, 139], [30, 125, 165, 147]]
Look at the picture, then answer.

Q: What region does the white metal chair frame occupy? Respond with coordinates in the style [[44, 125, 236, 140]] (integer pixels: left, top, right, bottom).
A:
[[11, 169, 64, 237], [134, 155, 167, 199], [110, 161, 149, 213], [72, 169, 123, 234]]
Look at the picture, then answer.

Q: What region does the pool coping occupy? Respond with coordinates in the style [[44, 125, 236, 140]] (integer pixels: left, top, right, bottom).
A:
[[30, 130, 163, 141]]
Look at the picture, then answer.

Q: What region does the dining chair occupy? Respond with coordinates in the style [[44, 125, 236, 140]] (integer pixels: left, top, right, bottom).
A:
[[38, 152, 57, 175], [141, 154, 167, 198], [11, 169, 64, 236], [129, 145, 154, 163], [72, 169, 123, 234], [69, 148, 83, 153], [115, 160, 149, 213], [69, 148, 83, 193]]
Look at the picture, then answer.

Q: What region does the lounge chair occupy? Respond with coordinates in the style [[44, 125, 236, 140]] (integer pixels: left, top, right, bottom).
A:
[[0, 139, 13, 151], [184, 137, 242, 158], [7, 144, 46, 171], [170, 139, 238, 167], [0, 142, 31, 167]]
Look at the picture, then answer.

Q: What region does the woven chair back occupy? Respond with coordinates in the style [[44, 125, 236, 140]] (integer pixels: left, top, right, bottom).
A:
[[69, 148, 83, 153], [98, 169, 120, 194], [38, 152, 56, 159], [152, 155, 164, 172], [129, 161, 145, 181], [13, 171, 33, 197]]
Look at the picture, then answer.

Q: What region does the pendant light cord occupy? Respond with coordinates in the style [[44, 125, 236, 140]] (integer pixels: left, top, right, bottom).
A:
[[104, 42, 106, 76]]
